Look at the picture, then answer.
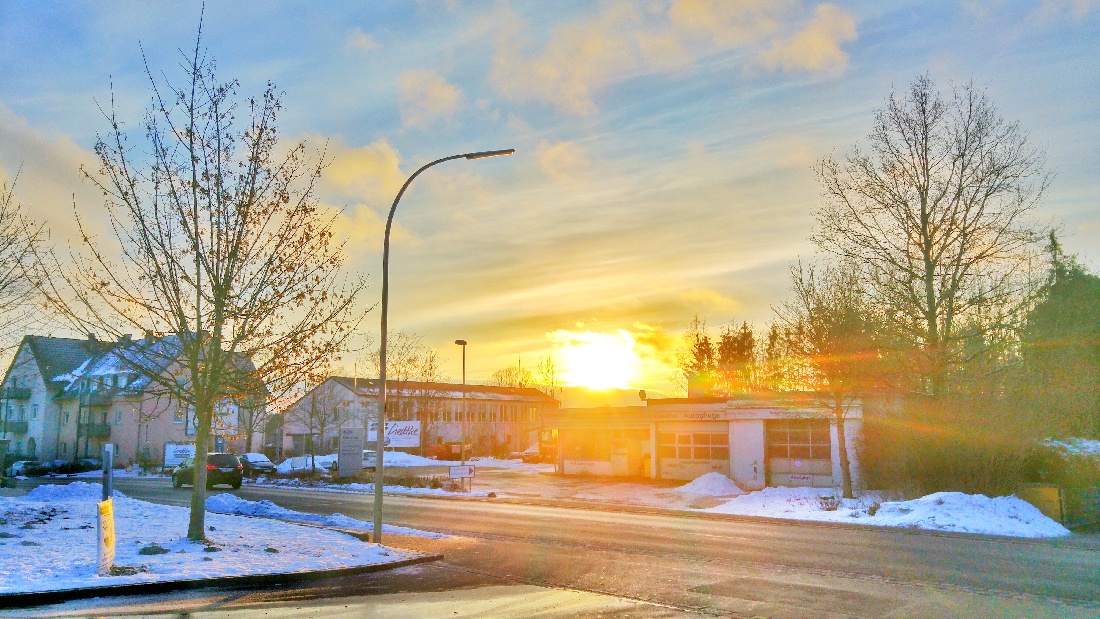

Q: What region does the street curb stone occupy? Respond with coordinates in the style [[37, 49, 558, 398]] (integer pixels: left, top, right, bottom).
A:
[[0, 552, 442, 609]]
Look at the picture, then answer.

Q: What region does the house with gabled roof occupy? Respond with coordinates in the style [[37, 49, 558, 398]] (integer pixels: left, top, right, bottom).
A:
[[281, 376, 559, 457], [1, 333, 265, 468]]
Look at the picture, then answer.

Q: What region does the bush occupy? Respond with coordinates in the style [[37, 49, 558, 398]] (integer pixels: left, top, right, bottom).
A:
[[1022, 440, 1100, 488], [860, 394, 1041, 497]]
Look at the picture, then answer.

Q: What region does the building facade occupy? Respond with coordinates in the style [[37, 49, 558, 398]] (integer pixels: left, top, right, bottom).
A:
[[1, 334, 262, 468], [281, 377, 560, 457], [547, 393, 861, 490]]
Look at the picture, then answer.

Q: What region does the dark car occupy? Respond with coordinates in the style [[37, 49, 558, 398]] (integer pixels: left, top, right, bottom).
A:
[[171, 453, 242, 489], [238, 452, 275, 477]]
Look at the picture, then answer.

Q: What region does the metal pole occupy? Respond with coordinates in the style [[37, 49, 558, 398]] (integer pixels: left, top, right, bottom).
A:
[[455, 340, 467, 467], [373, 149, 513, 545]]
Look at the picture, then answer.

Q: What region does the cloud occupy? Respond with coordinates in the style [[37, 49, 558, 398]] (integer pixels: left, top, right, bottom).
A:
[[489, 1, 859, 116], [536, 141, 590, 183], [398, 69, 463, 129], [319, 137, 406, 204], [758, 4, 857, 75], [346, 27, 380, 54], [0, 101, 107, 250]]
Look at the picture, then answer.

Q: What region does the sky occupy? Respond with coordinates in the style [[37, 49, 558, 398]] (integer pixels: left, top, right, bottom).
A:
[[1, 1, 1097, 397]]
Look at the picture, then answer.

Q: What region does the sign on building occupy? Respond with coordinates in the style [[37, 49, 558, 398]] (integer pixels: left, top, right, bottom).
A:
[[337, 426, 365, 478], [366, 420, 421, 448]]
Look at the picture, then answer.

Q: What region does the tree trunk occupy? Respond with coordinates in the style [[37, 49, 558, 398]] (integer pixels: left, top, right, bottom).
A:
[[835, 401, 853, 499], [187, 400, 212, 541]]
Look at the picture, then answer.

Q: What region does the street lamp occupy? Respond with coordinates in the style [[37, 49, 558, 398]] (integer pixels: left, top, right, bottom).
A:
[[373, 149, 514, 544], [454, 340, 467, 468]]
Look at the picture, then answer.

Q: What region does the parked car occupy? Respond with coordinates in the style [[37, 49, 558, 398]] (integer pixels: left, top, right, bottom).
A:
[[238, 452, 275, 477], [425, 441, 471, 461], [5, 460, 39, 477], [171, 453, 242, 489]]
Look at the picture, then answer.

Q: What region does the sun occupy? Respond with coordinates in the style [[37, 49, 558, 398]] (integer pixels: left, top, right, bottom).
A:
[[552, 330, 640, 390]]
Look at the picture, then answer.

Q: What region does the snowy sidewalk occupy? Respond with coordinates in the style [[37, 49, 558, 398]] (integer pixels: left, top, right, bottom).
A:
[[0, 482, 438, 603]]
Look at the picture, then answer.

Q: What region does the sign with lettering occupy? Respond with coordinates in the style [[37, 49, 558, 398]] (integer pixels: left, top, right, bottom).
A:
[[97, 498, 115, 575], [338, 426, 364, 478], [449, 465, 475, 479], [366, 421, 421, 448]]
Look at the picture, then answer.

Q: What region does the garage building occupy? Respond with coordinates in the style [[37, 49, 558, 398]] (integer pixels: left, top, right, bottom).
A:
[[546, 393, 861, 491]]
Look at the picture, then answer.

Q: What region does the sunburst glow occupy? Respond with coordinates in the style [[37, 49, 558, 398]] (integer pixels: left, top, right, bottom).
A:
[[551, 330, 640, 390]]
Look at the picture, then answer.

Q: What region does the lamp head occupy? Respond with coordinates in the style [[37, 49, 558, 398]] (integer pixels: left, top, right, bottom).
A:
[[465, 149, 515, 160], [454, 339, 467, 346]]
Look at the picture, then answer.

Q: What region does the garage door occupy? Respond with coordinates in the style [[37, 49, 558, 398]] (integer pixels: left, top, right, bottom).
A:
[[765, 418, 832, 488]]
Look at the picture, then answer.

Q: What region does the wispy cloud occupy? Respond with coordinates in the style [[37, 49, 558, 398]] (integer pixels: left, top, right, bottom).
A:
[[346, 27, 381, 54], [398, 69, 463, 129]]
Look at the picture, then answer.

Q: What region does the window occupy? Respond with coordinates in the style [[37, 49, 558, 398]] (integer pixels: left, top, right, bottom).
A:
[[32, 404, 38, 419], [766, 419, 831, 460], [658, 432, 728, 460], [115, 410, 123, 424], [18, 405, 25, 421], [61, 442, 68, 454], [64, 412, 70, 425]]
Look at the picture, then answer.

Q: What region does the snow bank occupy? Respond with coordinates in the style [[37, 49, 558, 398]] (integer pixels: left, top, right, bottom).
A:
[[206, 493, 446, 538], [676, 473, 744, 497], [702, 487, 1070, 538], [24, 481, 124, 502], [1044, 437, 1100, 457], [275, 451, 439, 474]]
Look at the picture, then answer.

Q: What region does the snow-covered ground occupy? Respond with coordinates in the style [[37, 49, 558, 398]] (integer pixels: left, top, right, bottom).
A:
[[697, 484, 1071, 538], [0, 482, 418, 595], [206, 493, 448, 538]]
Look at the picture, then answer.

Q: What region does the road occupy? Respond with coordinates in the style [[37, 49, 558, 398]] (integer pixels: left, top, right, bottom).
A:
[[15, 478, 1100, 618]]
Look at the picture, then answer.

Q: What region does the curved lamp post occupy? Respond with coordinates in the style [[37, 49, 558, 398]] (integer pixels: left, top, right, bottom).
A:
[[373, 149, 514, 544]]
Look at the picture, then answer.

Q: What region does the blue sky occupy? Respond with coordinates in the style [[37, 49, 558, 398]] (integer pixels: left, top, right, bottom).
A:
[[1, 1, 1097, 393]]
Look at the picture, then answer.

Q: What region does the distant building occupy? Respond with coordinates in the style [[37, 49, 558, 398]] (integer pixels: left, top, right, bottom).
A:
[[547, 393, 862, 489], [281, 377, 560, 457], [0, 333, 263, 467]]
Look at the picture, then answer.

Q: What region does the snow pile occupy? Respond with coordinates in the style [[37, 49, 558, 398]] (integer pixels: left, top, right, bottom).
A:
[[702, 487, 1071, 538], [676, 473, 744, 497], [0, 484, 416, 594], [1044, 437, 1100, 457], [206, 493, 445, 538], [24, 481, 124, 502], [275, 451, 440, 474], [276, 454, 337, 474]]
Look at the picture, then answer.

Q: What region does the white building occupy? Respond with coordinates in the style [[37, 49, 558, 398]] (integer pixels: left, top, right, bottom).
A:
[[281, 376, 560, 457]]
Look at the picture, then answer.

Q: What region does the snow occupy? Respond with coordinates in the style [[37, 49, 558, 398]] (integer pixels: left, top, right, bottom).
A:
[[469, 457, 555, 473], [700, 486, 1071, 538], [0, 482, 417, 594], [205, 493, 446, 538], [275, 451, 439, 474], [675, 473, 744, 497], [1044, 437, 1100, 457]]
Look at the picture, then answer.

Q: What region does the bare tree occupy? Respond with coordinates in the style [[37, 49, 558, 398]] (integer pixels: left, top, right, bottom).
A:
[[36, 29, 365, 540], [369, 331, 447, 449], [775, 262, 881, 498], [0, 180, 45, 355], [285, 381, 351, 473], [813, 75, 1048, 394], [490, 358, 532, 388], [532, 354, 562, 402]]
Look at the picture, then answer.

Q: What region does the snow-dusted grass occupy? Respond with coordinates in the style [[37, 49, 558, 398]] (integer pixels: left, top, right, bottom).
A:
[[1044, 437, 1100, 457], [0, 482, 416, 594], [206, 493, 447, 538], [470, 457, 555, 474], [699, 484, 1070, 538]]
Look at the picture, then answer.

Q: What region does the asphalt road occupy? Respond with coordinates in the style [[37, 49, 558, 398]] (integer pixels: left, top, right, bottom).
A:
[[15, 478, 1100, 618]]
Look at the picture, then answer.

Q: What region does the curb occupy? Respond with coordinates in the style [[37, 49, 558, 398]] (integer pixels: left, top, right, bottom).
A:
[[0, 552, 442, 609]]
